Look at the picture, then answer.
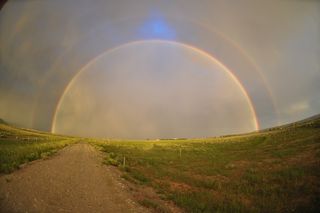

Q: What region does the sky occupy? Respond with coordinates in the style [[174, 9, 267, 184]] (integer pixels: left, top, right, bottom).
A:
[[0, 0, 319, 139]]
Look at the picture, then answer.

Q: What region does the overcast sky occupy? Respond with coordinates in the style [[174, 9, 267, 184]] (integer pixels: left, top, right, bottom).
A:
[[0, 0, 319, 139]]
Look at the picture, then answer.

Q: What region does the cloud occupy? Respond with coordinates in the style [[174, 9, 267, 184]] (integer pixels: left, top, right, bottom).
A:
[[0, 0, 319, 137], [285, 101, 310, 115]]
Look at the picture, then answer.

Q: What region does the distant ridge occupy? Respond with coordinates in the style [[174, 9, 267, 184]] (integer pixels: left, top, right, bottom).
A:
[[261, 113, 320, 132], [295, 113, 320, 124], [0, 118, 7, 125], [1, 113, 320, 138]]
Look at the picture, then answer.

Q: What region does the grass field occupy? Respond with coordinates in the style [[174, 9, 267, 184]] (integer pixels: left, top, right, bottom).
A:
[[0, 123, 76, 173], [1, 116, 319, 212], [92, 116, 320, 212]]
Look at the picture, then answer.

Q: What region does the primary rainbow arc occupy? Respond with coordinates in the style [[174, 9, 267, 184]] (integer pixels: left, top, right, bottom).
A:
[[51, 39, 259, 134]]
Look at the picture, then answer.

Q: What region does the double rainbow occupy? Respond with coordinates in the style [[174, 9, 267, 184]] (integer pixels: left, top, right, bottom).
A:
[[51, 40, 259, 133]]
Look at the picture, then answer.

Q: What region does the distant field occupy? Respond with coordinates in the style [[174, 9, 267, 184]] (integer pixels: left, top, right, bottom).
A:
[[92, 117, 320, 212], [0, 124, 76, 173]]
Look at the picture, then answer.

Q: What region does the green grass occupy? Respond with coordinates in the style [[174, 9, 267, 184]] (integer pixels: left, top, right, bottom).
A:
[[91, 117, 320, 212], [0, 124, 76, 173], [1, 116, 319, 212]]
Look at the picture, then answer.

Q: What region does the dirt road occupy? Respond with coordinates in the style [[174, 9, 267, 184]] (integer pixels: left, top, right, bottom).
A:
[[0, 143, 148, 213]]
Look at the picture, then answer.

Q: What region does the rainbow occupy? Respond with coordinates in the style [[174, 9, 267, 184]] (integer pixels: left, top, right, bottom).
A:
[[51, 40, 260, 133], [187, 19, 279, 122]]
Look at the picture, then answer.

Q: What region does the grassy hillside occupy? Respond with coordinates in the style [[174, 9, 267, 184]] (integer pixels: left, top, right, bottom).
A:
[[92, 116, 320, 212], [0, 122, 77, 173]]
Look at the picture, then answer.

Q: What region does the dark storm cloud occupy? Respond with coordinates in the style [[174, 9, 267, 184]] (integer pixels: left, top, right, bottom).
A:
[[0, 0, 319, 138]]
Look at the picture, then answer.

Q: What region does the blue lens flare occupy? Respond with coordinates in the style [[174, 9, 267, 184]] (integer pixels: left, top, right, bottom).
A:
[[140, 16, 176, 40]]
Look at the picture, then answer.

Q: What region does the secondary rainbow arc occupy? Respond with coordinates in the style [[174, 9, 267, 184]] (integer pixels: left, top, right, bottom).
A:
[[52, 39, 260, 134]]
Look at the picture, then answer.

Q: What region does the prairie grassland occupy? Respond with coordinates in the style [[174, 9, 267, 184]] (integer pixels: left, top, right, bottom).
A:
[[0, 124, 76, 173], [1, 117, 319, 212], [93, 118, 320, 212]]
